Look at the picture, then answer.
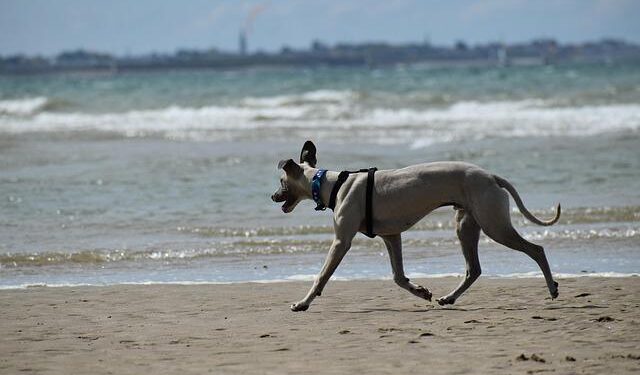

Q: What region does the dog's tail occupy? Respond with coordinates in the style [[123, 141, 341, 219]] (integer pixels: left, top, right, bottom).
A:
[[494, 175, 561, 226]]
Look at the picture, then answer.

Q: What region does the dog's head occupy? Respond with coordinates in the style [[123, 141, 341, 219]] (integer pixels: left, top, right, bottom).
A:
[[271, 141, 318, 213]]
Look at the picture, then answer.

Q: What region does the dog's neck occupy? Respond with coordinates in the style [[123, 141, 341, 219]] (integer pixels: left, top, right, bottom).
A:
[[310, 169, 340, 209]]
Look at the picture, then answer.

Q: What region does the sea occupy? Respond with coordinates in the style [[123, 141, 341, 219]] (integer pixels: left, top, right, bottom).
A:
[[1, 63, 639, 289]]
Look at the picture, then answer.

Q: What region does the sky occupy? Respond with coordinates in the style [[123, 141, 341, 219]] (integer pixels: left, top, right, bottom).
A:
[[1, 0, 640, 56]]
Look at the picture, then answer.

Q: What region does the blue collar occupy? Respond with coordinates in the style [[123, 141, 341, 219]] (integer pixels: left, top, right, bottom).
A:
[[311, 169, 328, 211]]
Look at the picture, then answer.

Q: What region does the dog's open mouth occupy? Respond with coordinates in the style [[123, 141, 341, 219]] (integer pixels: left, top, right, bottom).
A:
[[271, 191, 296, 213], [281, 199, 296, 213]]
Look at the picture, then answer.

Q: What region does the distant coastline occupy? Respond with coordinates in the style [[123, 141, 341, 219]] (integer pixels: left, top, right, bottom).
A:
[[2, 38, 640, 75]]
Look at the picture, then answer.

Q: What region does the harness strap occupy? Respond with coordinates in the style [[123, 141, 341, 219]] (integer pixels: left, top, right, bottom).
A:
[[364, 168, 377, 238], [327, 171, 351, 211], [327, 167, 378, 238]]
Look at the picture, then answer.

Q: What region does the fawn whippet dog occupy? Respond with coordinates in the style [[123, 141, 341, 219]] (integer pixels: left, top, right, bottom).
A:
[[271, 141, 560, 311]]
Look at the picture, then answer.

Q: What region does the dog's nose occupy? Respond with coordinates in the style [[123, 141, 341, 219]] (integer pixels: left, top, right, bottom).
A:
[[271, 192, 286, 203]]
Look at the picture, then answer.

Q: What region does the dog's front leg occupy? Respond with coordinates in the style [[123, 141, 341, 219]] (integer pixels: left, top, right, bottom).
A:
[[291, 215, 359, 312], [290, 237, 352, 311]]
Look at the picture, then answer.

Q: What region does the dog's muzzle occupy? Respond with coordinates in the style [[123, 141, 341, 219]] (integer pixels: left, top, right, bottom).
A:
[[271, 192, 286, 203]]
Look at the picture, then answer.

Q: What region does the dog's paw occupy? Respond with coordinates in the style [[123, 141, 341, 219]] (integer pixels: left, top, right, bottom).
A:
[[290, 302, 309, 312], [436, 296, 455, 306], [412, 286, 432, 301], [551, 281, 559, 300]]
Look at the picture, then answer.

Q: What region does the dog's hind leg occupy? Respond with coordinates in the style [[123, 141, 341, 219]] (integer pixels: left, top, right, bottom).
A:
[[381, 234, 432, 301], [436, 209, 481, 306], [490, 229, 558, 299], [473, 189, 559, 299]]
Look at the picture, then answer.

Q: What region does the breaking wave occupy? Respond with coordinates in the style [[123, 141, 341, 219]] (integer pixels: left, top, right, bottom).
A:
[[2, 224, 638, 268], [180, 205, 640, 238], [1, 92, 639, 144], [241, 89, 357, 107], [0, 97, 50, 116]]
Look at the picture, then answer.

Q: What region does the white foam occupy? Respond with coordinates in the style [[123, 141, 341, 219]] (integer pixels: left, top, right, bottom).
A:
[[0, 97, 49, 116], [242, 89, 355, 107], [523, 227, 640, 241], [1, 98, 639, 143], [553, 272, 639, 278], [284, 274, 374, 282], [285, 274, 316, 281], [406, 272, 463, 279], [490, 271, 639, 278]]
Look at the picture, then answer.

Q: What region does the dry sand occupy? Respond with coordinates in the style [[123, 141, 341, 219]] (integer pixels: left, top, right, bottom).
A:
[[1, 277, 638, 374]]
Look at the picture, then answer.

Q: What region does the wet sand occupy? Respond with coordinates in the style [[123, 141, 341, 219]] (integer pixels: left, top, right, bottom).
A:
[[1, 277, 638, 374]]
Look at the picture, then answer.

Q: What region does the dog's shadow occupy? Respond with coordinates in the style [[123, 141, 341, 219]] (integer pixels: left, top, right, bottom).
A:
[[337, 308, 430, 313], [331, 306, 527, 313], [332, 304, 607, 314]]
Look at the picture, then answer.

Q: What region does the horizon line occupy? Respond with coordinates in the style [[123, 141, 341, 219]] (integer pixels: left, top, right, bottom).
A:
[[2, 36, 637, 59]]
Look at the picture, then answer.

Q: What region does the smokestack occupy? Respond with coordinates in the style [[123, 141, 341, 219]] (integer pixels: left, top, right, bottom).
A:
[[239, 3, 268, 56], [239, 30, 247, 55]]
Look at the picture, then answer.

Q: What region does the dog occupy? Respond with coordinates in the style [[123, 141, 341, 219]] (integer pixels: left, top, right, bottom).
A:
[[271, 141, 560, 312]]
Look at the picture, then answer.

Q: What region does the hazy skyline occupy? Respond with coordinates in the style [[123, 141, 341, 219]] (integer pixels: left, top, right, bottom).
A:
[[1, 0, 640, 56]]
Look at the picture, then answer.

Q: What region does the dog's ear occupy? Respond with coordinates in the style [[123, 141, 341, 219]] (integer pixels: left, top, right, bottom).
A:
[[300, 140, 317, 167], [278, 159, 303, 177]]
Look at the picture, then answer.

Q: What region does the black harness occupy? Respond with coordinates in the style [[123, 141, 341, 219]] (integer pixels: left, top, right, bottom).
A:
[[320, 167, 378, 238]]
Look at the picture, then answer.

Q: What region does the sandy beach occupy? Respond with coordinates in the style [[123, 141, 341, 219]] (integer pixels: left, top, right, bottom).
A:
[[1, 277, 638, 374]]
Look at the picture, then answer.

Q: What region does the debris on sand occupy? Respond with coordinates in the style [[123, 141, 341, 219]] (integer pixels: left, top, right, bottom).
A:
[[531, 354, 546, 363], [516, 353, 546, 363], [595, 316, 615, 322]]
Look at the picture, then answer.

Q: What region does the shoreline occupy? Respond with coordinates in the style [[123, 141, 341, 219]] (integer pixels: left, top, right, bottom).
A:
[[0, 272, 638, 290], [1, 277, 638, 374]]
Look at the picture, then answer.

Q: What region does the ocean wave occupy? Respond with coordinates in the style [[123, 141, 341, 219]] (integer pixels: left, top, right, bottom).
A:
[[0, 97, 50, 116], [177, 206, 640, 239], [1, 96, 639, 143], [2, 223, 638, 268], [241, 89, 357, 107], [496, 271, 639, 278], [0, 241, 333, 267], [523, 227, 640, 241], [176, 225, 336, 238], [176, 222, 449, 237], [558, 206, 640, 224]]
